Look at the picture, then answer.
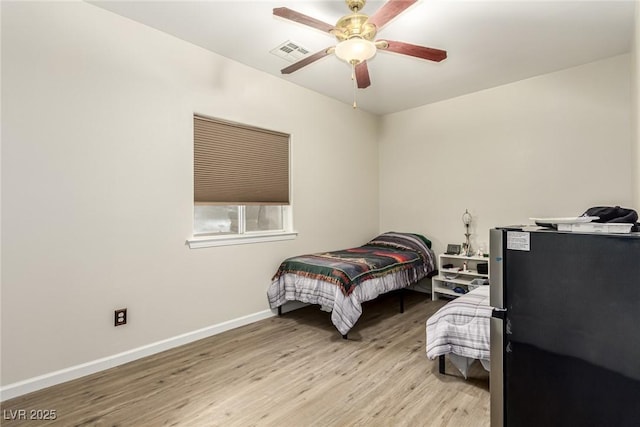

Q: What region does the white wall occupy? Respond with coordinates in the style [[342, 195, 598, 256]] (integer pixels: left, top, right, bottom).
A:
[[1, 1, 379, 388], [634, 1, 640, 209], [2, 0, 638, 398], [379, 55, 634, 255]]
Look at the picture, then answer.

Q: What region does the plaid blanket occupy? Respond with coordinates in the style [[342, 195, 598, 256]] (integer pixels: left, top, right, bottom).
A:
[[271, 232, 434, 296]]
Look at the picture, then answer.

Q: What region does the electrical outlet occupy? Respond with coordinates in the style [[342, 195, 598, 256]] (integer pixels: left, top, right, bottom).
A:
[[114, 308, 127, 326]]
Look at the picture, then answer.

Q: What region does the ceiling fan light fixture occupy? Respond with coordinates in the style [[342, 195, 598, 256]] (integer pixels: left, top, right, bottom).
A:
[[334, 37, 376, 64]]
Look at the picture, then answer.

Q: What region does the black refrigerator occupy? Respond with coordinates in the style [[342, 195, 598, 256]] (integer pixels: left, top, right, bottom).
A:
[[489, 227, 640, 427]]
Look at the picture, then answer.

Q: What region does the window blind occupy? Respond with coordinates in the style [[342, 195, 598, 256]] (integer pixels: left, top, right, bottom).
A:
[[194, 115, 290, 205]]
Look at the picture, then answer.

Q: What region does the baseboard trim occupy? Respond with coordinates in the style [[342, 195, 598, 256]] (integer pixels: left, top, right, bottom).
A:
[[0, 309, 275, 402]]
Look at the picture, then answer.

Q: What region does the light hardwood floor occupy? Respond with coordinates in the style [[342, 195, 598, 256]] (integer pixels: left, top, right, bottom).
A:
[[1, 291, 490, 426]]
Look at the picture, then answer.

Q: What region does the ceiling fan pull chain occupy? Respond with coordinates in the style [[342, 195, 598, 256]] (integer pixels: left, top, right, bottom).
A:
[[351, 61, 357, 109]]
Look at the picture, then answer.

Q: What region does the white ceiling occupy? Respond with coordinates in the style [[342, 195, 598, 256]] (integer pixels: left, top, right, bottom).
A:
[[89, 0, 636, 115]]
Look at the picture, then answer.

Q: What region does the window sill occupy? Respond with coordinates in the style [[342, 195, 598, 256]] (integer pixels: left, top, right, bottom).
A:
[[187, 231, 298, 249]]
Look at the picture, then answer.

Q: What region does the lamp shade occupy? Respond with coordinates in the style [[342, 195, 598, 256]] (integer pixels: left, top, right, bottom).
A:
[[462, 209, 472, 226], [334, 38, 376, 64]]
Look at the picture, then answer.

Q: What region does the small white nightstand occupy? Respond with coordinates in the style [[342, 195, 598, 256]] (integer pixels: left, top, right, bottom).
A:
[[432, 253, 489, 300]]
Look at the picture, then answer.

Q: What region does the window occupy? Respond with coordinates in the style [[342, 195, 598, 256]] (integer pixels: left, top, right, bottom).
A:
[[193, 205, 286, 234], [189, 115, 295, 248]]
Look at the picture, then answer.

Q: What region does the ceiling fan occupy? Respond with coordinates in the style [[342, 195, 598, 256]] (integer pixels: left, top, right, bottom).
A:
[[273, 0, 447, 91]]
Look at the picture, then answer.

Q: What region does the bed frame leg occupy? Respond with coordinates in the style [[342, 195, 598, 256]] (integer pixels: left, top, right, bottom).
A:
[[399, 290, 405, 313], [278, 306, 282, 316], [439, 355, 445, 374], [342, 334, 348, 340]]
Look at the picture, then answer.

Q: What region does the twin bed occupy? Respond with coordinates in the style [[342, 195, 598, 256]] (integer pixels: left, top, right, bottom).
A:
[[267, 231, 491, 377], [426, 285, 492, 378], [267, 232, 436, 338]]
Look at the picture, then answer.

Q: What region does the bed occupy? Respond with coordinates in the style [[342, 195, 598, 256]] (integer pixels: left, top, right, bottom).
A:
[[426, 285, 492, 378], [268, 232, 436, 338]]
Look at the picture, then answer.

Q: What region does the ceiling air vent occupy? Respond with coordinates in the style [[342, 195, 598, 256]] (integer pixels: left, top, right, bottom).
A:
[[270, 40, 311, 63]]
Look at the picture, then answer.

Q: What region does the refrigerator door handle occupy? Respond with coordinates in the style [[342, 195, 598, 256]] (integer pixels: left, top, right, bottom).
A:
[[492, 307, 507, 320]]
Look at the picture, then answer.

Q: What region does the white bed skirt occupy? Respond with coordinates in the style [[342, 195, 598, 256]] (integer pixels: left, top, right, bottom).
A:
[[268, 267, 427, 335], [447, 354, 490, 379]]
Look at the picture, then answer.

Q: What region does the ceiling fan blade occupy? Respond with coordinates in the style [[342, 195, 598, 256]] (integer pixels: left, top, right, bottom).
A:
[[281, 47, 333, 74], [366, 0, 417, 30], [273, 7, 335, 33], [377, 39, 447, 62], [355, 61, 371, 89]]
